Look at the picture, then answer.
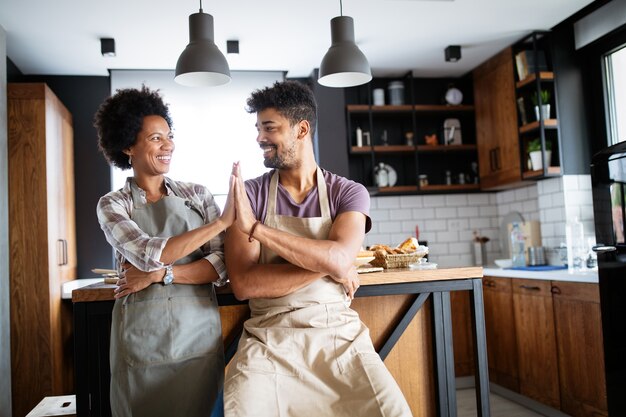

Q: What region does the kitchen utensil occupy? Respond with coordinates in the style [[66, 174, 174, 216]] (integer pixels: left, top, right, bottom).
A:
[[527, 246, 547, 266]]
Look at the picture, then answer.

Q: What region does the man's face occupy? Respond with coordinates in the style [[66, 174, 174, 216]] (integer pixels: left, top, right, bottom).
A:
[[255, 108, 300, 169]]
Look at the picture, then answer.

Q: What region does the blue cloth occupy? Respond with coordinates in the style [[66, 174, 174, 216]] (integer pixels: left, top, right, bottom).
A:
[[506, 265, 567, 271]]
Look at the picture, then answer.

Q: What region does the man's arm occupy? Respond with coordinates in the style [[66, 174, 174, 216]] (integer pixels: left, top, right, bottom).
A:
[[225, 225, 326, 300]]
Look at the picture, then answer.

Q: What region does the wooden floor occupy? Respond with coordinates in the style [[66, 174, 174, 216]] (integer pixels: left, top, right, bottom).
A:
[[457, 388, 545, 417]]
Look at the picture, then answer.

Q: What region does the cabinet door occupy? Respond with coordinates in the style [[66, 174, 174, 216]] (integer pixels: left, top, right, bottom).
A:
[[483, 277, 519, 392], [512, 278, 560, 409], [473, 47, 522, 190], [551, 281, 607, 417]]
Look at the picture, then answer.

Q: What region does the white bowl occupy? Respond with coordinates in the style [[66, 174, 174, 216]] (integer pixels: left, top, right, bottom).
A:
[[494, 259, 513, 268]]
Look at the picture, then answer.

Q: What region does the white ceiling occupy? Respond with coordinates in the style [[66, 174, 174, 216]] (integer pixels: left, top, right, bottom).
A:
[[0, 0, 595, 79]]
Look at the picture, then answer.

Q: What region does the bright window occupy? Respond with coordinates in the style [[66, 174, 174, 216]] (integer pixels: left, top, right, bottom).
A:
[[604, 45, 626, 145], [110, 70, 284, 208]]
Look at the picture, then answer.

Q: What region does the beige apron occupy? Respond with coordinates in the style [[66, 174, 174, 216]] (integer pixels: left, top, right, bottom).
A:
[[224, 168, 412, 417], [110, 179, 224, 417]]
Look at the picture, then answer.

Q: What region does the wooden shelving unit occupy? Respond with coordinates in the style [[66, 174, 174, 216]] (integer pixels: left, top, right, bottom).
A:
[[420, 184, 480, 192], [516, 72, 554, 89], [522, 166, 561, 179], [519, 119, 558, 134]]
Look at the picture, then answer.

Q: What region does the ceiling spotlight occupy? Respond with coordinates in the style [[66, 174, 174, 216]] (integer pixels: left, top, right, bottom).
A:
[[227, 40, 239, 54], [100, 38, 116, 58], [175, 0, 231, 87], [445, 45, 461, 62], [318, 0, 372, 88]]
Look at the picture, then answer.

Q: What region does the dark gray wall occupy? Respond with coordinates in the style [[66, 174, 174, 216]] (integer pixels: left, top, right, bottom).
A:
[[7, 65, 114, 276], [0, 24, 13, 417]]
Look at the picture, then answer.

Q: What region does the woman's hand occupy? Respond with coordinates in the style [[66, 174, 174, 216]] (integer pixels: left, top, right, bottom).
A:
[[330, 265, 360, 300], [114, 262, 161, 298], [219, 168, 236, 228], [232, 162, 258, 235]]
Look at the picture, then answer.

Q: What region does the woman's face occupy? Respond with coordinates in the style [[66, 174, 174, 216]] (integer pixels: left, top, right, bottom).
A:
[[126, 115, 174, 176]]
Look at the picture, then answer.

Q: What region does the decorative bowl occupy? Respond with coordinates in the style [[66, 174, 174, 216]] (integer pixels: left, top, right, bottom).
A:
[[494, 259, 513, 269]]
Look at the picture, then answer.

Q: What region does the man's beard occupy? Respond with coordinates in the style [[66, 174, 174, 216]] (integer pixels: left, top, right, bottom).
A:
[[263, 139, 298, 169]]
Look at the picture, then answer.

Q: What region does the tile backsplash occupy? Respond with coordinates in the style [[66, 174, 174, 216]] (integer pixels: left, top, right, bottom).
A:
[[365, 175, 594, 267]]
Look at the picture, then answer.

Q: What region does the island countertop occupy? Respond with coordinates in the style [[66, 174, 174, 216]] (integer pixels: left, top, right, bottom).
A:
[[70, 266, 484, 303]]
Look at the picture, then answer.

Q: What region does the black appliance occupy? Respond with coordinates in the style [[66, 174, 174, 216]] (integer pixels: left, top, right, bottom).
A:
[[591, 141, 626, 415]]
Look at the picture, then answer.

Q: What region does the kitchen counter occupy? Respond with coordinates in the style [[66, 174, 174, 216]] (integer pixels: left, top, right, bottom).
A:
[[71, 266, 489, 417], [483, 266, 598, 283]]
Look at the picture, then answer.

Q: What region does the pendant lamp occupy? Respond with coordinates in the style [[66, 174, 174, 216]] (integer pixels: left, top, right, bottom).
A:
[[175, 0, 231, 87], [318, 0, 372, 88]]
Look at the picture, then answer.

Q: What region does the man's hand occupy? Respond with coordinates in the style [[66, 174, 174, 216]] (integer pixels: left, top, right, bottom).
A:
[[330, 265, 360, 300], [114, 262, 161, 299], [219, 169, 236, 228]]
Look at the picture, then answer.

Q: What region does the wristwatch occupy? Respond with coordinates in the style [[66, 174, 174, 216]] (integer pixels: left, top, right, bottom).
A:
[[162, 265, 174, 285]]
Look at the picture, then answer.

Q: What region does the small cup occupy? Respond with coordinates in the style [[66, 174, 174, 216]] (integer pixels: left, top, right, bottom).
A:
[[373, 89, 385, 106]]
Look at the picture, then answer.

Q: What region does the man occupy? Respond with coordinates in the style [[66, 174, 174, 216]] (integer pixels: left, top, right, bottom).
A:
[[224, 80, 412, 417]]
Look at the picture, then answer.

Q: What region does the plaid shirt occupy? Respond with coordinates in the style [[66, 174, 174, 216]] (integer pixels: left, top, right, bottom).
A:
[[97, 177, 227, 286]]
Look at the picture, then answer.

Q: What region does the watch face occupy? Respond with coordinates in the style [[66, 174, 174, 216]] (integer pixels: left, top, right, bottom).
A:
[[163, 266, 174, 285], [445, 87, 463, 105]]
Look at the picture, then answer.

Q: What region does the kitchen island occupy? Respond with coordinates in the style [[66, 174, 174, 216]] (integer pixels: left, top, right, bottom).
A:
[[71, 266, 487, 417]]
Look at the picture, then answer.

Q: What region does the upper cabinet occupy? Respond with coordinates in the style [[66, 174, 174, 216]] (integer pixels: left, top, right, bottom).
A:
[[474, 32, 563, 190], [344, 74, 480, 195], [512, 31, 562, 180], [473, 47, 523, 190]]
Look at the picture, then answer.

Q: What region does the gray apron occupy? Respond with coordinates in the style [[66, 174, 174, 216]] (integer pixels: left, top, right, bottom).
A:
[[224, 168, 412, 417], [110, 179, 224, 417]]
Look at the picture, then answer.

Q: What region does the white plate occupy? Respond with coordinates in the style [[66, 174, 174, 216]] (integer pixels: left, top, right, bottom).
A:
[[380, 163, 397, 187], [410, 261, 438, 270], [354, 256, 375, 267]]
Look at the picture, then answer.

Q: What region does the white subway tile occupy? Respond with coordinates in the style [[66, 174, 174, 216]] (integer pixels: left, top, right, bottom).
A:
[[449, 242, 472, 254], [426, 242, 448, 254], [412, 207, 436, 219], [479, 206, 497, 217], [580, 204, 594, 222], [542, 177, 561, 194], [445, 194, 468, 206], [489, 193, 498, 205], [541, 222, 555, 238], [376, 196, 401, 208], [563, 175, 579, 191], [364, 233, 390, 247], [459, 229, 475, 241], [391, 233, 411, 245], [469, 218, 491, 229], [551, 193, 565, 208], [390, 208, 413, 220], [538, 194, 553, 210], [527, 185, 538, 200], [545, 207, 565, 222], [515, 186, 529, 201], [448, 218, 470, 231], [436, 230, 460, 243], [499, 190, 515, 204], [423, 195, 447, 207], [435, 207, 458, 219], [578, 175, 592, 190], [565, 189, 592, 207], [377, 221, 403, 233], [400, 195, 423, 208], [421, 219, 448, 232], [369, 209, 390, 221], [464, 206, 480, 217], [401, 221, 421, 233], [369, 197, 378, 209], [522, 200, 538, 213], [468, 194, 490, 206]]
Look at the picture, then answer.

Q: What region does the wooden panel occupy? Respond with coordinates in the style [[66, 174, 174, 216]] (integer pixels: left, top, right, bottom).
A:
[[352, 295, 436, 417], [483, 277, 519, 391], [552, 282, 607, 417], [512, 278, 560, 409], [8, 83, 76, 417]]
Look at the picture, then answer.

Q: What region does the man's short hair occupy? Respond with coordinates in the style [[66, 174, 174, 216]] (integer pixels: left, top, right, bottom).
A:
[[246, 80, 317, 138]]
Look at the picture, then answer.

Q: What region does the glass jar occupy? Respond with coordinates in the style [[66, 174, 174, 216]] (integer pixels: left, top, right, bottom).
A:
[[418, 174, 428, 187]]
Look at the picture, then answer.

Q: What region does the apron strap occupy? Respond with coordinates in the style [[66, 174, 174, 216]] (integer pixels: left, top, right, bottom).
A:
[[267, 167, 331, 220]]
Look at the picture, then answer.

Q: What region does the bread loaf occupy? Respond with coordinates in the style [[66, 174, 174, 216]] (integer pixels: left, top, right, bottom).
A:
[[397, 237, 418, 253]]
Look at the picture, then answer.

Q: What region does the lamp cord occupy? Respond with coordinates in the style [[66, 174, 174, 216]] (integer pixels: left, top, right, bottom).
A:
[[199, 0, 203, 12], [339, 0, 343, 16]]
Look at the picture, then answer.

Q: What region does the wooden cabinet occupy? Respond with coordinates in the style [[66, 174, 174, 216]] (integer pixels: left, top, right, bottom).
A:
[[450, 291, 474, 377], [551, 281, 607, 417], [473, 47, 523, 190], [512, 32, 562, 180], [512, 278, 560, 409], [345, 75, 479, 194], [8, 83, 77, 417], [483, 277, 519, 392]]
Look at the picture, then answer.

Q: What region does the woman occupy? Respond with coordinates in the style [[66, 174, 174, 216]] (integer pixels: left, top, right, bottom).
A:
[[94, 86, 233, 417]]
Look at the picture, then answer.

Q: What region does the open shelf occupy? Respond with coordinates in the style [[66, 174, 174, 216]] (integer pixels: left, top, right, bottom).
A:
[[420, 184, 480, 192], [347, 104, 474, 113], [519, 119, 558, 134], [417, 144, 477, 152], [377, 185, 419, 193], [516, 72, 554, 89], [522, 166, 562, 179]]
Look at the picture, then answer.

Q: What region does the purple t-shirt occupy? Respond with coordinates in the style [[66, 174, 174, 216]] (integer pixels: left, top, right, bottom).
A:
[[245, 168, 372, 233]]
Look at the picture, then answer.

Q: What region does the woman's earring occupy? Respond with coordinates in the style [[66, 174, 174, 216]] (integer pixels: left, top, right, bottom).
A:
[[128, 155, 132, 166]]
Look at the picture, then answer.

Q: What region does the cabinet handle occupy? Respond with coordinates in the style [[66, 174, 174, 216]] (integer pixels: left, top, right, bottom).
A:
[[495, 147, 501, 170], [489, 149, 495, 172], [551, 286, 562, 295], [57, 239, 68, 266], [519, 284, 541, 291]]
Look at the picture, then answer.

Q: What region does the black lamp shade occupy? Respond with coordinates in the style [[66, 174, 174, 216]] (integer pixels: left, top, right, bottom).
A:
[[175, 11, 231, 87], [318, 16, 372, 88], [100, 38, 115, 57]]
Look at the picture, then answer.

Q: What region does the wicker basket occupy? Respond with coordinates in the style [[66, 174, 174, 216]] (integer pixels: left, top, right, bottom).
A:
[[370, 251, 426, 269]]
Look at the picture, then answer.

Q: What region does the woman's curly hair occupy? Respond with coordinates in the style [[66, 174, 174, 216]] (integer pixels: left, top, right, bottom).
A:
[[246, 80, 317, 138], [94, 86, 172, 170]]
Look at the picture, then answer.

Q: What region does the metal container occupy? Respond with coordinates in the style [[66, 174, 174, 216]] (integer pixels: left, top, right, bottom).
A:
[[527, 246, 546, 266]]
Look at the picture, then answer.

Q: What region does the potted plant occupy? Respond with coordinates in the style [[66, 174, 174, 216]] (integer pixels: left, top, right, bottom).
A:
[[527, 137, 552, 170], [531, 89, 551, 121]]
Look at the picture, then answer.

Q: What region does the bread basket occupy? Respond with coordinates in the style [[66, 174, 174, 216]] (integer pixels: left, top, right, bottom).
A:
[[370, 250, 427, 269]]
